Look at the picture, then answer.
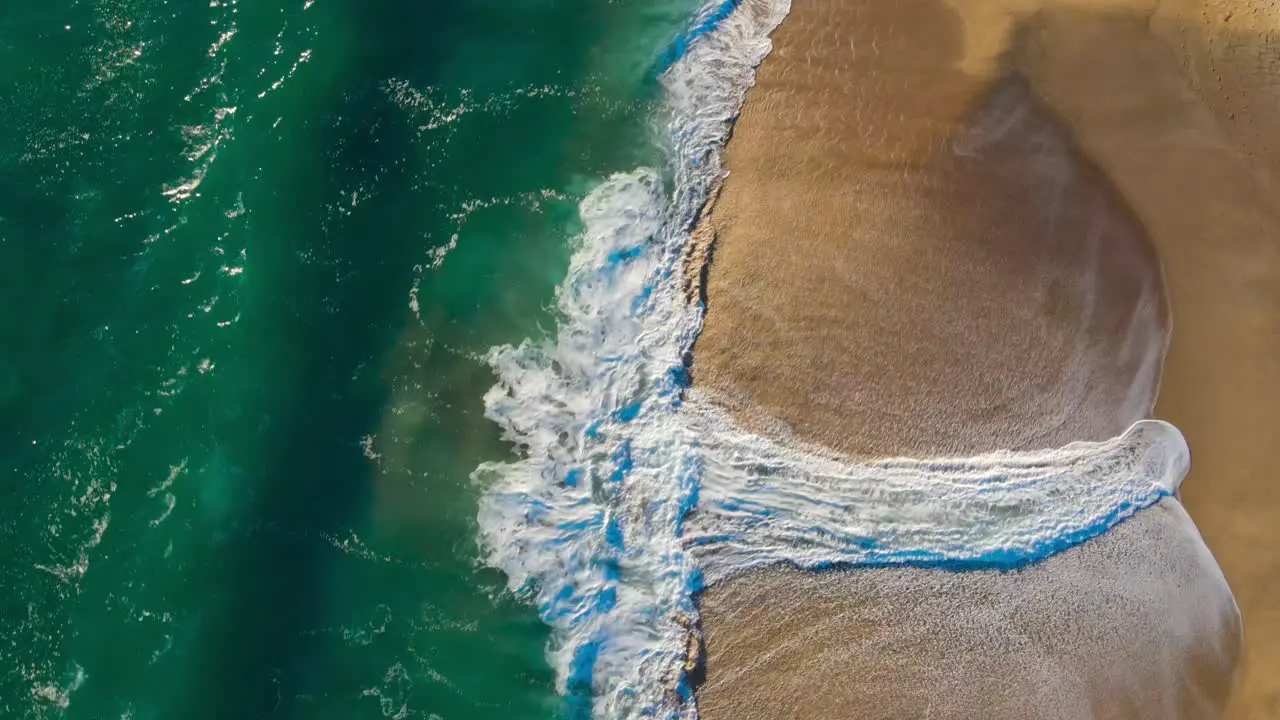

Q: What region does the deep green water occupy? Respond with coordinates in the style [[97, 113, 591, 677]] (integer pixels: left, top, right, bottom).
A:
[[0, 1, 695, 717]]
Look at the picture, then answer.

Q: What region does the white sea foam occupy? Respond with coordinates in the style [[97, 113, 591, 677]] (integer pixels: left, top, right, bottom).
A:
[[682, 405, 1185, 584], [475, 2, 790, 716], [472, 0, 1186, 717]]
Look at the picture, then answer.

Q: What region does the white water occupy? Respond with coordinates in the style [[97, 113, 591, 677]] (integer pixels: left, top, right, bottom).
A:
[[682, 405, 1184, 583], [472, 0, 1187, 717]]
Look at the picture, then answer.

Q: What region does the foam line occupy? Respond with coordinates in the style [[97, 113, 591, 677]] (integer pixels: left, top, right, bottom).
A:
[[475, 2, 790, 715], [682, 407, 1186, 583]]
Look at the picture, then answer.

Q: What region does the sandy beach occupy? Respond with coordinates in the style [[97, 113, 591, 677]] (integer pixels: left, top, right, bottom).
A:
[[690, 0, 1279, 716], [696, 499, 1239, 720]]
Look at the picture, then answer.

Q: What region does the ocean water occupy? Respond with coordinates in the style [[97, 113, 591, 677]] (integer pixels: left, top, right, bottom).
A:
[[0, 0, 702, 718], [1, 0, 1192, 718]]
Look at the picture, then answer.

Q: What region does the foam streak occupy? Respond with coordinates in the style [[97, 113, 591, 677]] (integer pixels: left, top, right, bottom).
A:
[[683, 406, 1186, 584]]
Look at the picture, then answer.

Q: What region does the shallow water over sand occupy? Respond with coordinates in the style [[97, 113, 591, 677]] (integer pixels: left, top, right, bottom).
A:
[[689, 0, 1265, 718]]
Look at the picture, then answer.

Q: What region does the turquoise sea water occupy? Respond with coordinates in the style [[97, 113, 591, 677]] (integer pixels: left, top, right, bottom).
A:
[[0, 1, 698, 717]]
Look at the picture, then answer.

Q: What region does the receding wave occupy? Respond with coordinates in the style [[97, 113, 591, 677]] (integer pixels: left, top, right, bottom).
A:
[[471, 0, 1186, 717], [683, 407, 1184, 583]]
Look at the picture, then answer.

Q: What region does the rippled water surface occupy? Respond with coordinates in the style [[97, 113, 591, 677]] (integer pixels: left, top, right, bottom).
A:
[[0, 1, 700, 717]]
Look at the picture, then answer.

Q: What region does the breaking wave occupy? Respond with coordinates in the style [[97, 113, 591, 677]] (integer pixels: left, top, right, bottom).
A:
[[471, 0, 1187, 717]]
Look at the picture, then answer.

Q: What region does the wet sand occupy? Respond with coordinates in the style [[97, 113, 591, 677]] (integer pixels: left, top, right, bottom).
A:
[[691, 0, 1279, 716], [697, 499, 1239, 720]]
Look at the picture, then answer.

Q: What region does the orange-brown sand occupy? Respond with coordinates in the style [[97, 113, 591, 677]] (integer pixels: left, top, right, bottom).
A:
[[690, 0, 1280, 716]]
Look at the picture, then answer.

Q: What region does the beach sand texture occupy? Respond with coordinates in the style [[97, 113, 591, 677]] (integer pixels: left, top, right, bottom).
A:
[[690, 0, 1279, 716], [696, 499, 1239, 720]]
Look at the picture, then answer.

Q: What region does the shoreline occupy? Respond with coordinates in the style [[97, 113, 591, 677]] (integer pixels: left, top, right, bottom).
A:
[[686, 0, 1277, 716]]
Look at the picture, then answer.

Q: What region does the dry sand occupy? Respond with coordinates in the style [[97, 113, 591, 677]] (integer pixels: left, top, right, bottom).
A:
[[690, 0, 1280, 716]]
